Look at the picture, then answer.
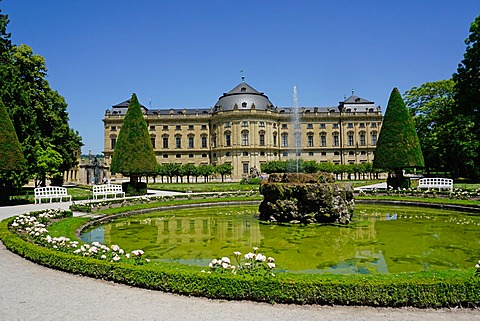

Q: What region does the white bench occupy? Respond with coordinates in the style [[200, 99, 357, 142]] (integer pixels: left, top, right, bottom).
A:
[[34, 186, 72, 204], [93, 184, 125, 200], [418, 178, 453, 191]]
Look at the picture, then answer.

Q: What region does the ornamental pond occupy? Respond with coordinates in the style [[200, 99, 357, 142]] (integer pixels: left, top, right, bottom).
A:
[[81, 204, 480, 274]]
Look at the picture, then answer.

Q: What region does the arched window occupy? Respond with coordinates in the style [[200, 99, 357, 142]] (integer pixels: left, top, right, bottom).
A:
[[259, 130, 265, 146], [110, 134, 117, 149], [187, 134, 194, 149], [150, 134, 156, 149], [162, 134, 169, 149], [175, 134, 182, 149], [320, 132, 327, 147], [281, 133, 289, 147], [332, 132, 339, 147], [241, 130, 249, 146], [347, 131, 354, 146], [307, 132, 314, 147], [359, 131, 366, 146], [224, 130, 231, 147], [371, 131, 378, 146]]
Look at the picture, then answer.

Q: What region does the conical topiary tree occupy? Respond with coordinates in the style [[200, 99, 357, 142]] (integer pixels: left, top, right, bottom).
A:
[[0, 98, 25, 203], [110, 93, 157, 194], [373, 87, 424, 189]]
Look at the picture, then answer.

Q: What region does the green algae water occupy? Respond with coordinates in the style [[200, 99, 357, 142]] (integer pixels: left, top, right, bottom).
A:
[[81, 204, 480, 274]]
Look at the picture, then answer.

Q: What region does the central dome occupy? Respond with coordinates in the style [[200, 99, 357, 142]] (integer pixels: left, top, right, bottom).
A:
[[214, 82, 274, 111]]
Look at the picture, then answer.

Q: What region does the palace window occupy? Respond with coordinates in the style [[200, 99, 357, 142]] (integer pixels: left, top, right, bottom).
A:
[[333, 123, 339, 129], [307, 134, 314, 147], [163, 136, 169, 149], [259, 131, 265, 146], [188, 154, 194, 158], [201, 124, 207, 130], [359, 123, 365, 128], [308, 152, 314, 157], [176, 125, 181, 130], [202, 153, 207, 158], [150, 125, 155, 131], [333, 133, 339, 147], [201, 135, 207, 148], [348, 131, 354, 146], [243, 163, 249, 174], [188, 125, 194, 130], [259, 121, 265, 127], [282, 152, 288, 157], [110, 136, 116, 149], [371, 132, 377, 145], [212, 134, 217, 148], [260, 151, 265, 156], [188, 136, 194, 148], [347, 123, 353, 128], [225, 122, 231, 128], [281, 124, 288, 129], [175, 136, 181, 148], [242, 121, 248, 127], [321, 152, 327, 156], [163, 154, 168, 158], [111, 126, 117, 131], [273, 132, 277, 146], [176, 154, 181, 158], [163, 125, 168, 131], [226, 152, 231, 157], [371, 123, 377, 128], [281, 133, 288, 147], [241, 130, 249, 146], [150, 135, 156, 149], [307, 123, 313, 129], [225, 133, 231, 147], [320, 133, 327, 147], [359, 132, 366, 146], [320, 123, 326, 129], [242, 152, 248, 156]]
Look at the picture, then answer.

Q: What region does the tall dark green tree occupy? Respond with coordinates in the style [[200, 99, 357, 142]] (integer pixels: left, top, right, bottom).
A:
[[452, 14, 480, 177], [110, 93, 157, 190], [404, 80, 455, 175], [373, 88, 424, 188], [0, 98, 24, 203]]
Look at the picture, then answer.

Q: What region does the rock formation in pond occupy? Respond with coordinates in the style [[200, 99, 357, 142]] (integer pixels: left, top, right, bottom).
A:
[[259, 173, 355, 224]]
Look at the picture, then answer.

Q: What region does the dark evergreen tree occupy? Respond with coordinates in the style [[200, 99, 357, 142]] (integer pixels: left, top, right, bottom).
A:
[[110, 93, 157, 192], [0, 98, 24, 203], [452, 15, 480, 177], [373, 88, 424, 188]]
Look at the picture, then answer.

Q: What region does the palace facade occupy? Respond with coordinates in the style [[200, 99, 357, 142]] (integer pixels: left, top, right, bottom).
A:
[[103, 80, 383, 180]]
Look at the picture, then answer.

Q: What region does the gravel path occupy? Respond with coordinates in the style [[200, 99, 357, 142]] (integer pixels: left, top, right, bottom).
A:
[[0, 199, 478, 320]]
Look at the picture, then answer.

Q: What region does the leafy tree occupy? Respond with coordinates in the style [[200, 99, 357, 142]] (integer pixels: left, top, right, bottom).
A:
[[216, 163, 233, 182], [404, 80, 455, 175], [180, 163, 196, 183], [197, 164, 215, 182], [0, 9, 82, 188], [302, 161, 319, 174], [110, 93, 157, 190], [162, 163, 181, 183], [452, 15, 480, 177], [0, 98, 24, 203], [34, 142, 63, 187], [373, 88, 424, 188]]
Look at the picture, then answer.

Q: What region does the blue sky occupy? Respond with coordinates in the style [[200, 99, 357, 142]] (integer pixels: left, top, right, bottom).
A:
[[3, 1, 480, 154]]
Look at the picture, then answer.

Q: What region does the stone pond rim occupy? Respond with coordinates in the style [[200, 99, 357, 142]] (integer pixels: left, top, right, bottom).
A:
[[258, 173, 355, 224]]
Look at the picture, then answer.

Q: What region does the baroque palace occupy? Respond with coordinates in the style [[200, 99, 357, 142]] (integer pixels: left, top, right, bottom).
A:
[[103, 78, 383, 180]]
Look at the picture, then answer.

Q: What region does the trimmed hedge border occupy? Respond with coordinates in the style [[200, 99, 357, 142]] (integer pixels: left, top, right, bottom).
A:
[[1, 201, 480, 308]]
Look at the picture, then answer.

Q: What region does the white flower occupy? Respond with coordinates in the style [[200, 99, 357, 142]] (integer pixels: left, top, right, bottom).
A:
[[475, 264, 480, 269], [212, 259, 218, 265], [208, 262, 214, 268], [253, 247, 259, 251], [222, 262, 229, 269], [233, 251, 241, 257], [244, 252, 255, 260], [145, 259, 150, 263], [101, 255, 107, 259], [268, 262, 276, 269], [112, 255, 121, 262], [221, 257, 230, 264], [256, 254, 266, 262], [125, 253, 130, 259], [268, 257, 275, 263]]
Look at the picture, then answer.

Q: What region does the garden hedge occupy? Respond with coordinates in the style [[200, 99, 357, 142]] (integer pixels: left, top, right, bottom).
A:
[[1, 214, 479, 308]]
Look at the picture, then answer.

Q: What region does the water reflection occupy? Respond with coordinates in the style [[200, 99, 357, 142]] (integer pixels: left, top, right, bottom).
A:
[[81, 205, 480, 274]]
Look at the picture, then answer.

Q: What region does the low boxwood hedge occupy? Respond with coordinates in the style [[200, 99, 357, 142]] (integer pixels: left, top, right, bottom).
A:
[[1, 211, 479, 308]]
